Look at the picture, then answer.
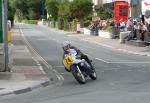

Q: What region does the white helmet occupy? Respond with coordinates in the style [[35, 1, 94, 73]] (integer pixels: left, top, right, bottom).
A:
[[62, 41, 71, 48]]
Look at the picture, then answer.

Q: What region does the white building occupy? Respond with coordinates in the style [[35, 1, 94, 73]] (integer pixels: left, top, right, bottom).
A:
[[92, 0, 103, 9], [142, 0, 150, 14]]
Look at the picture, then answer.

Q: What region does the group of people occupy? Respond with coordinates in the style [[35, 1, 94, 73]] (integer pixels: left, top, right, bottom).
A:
[[114, 15, 150, 41], [90, 19, 110, 30], [88, 10, 150, 42], [88, 19, 111, 36]]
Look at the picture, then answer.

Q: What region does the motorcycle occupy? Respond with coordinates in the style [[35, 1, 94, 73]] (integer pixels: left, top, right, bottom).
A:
[[63, 49, 97, 84]]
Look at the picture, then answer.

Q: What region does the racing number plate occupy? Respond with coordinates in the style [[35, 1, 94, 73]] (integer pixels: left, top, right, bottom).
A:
[[63, 56, 73, 65]]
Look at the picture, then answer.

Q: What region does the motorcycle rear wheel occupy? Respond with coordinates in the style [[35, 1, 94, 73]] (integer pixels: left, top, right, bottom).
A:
[[90, 70, 97, 80]]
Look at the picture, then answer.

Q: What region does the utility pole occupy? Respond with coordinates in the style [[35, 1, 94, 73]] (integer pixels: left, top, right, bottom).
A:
[[0, 0, 9, 72], [0, 0, 3, 43], [3, 0, 9, 72]]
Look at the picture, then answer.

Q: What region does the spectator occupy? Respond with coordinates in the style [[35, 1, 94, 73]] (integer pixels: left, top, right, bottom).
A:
[[101, 20, 107, 29], [137, 20, 147, 41], [98, 20, 102, 30], [146, 23, 150, 32], [119, 19, 126, 31]]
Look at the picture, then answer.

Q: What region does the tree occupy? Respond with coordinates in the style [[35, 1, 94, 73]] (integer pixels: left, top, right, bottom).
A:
[[27, 0, 42, 19], [96, 7, 113, 20], [15, 9, 25, 22], [58, 0, 71, 21], [11, 0, 45, 21], [70, 0, 93, 20], [57, 0, 72, 29], [14, 0, 29, 16], [8, 0, 15, 26], [28, 9, 37, 20], [45, 0, 59, 21]]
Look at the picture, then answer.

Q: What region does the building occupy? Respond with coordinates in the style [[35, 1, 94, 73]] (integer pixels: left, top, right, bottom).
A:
[[130, 0, 141, 18], [92, 0, 103, 9]]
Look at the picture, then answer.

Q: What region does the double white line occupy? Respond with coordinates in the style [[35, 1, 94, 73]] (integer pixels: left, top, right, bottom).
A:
[[18, 24, 64, 81]]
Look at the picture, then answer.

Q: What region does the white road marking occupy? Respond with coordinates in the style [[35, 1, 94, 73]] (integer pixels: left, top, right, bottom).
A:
[[55, 66, 64, 68], [19, 27, 64, 81], [95, 58, 110, 63], [39, 66, 46, 74], [93, 41, 115, 49], [95, 57, 150, 64], [108, 62, 150, 64]]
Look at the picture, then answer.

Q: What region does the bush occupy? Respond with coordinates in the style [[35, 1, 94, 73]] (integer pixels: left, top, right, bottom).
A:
[[64, 23, 70, 31], [22, 20, 38, 24], [55, 21, 59, 29], [15, 9, 26, 22], [102, 26, 113, 32], [28, 9, 37, 20], [84, 20, 91, 27], [71, 19, 78, 31], [57, 19, 64, 30], [50, 20, 55, 28]]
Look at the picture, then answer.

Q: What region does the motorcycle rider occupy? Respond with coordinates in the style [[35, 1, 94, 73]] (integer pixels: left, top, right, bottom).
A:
[[62, 41, 94, 72]]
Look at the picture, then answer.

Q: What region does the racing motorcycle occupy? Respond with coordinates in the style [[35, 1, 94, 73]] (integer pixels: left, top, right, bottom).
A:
[[63, 49, 97, 84]]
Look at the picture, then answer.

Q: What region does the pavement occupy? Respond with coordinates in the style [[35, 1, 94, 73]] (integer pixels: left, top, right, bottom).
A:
[[0, 25, 59, 97], [80, 36, 150, 57]]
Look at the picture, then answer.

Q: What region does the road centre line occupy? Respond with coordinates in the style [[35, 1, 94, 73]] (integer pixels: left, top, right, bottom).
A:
[[95, 58, 150, 64], [93, 41, 115, 49], [107, 62, 150, 64], [95, 58, 110, 64]]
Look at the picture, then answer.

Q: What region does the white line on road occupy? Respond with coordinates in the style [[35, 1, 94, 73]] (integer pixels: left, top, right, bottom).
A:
[[54, 66, 64, 68], [19, 26, 64, 81], [108, 62, 150, 64], [95, 58, 110, 63], [93, 41, 115, 49], [39, 66, 46, 74], [95, 57, 150, 64]]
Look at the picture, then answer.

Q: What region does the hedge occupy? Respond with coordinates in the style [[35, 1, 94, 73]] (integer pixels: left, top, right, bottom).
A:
[[22, 20, 38, 24]]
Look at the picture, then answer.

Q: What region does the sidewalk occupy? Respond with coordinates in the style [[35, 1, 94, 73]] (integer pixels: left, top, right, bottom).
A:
[[41, 24, 150, 57], [81, 36, 150, 56], [0, 25, 58, 96]]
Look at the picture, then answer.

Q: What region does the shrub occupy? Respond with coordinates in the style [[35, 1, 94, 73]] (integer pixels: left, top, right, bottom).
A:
[[84, 20, 91, 27], [55, 21, 59, 29], [64, 23, 70, 31], [22, 20, 38, 24], [71, 19, 78, 31], [102, 26, 113, 32], [50, 20, 55, 28]]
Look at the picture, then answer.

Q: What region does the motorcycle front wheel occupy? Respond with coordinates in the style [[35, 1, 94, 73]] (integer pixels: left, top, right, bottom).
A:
[[71, 65, 86, 84]]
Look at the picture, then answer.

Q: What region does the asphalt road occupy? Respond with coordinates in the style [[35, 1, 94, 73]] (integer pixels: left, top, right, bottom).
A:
[[1, 24, 150, 103]]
